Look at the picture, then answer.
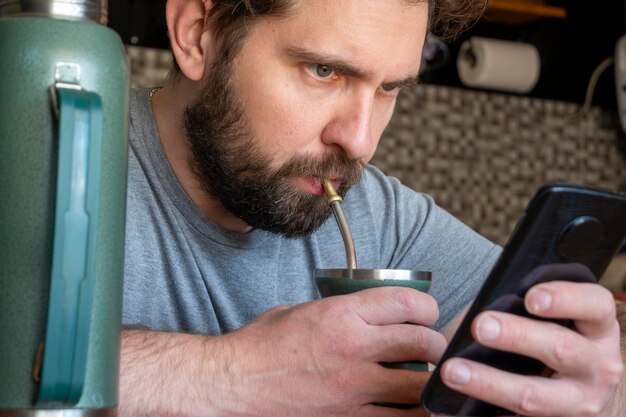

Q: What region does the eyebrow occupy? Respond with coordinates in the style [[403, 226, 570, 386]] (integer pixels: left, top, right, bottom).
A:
[[284, 46, 420, 89], [382, 74, 421, 90]]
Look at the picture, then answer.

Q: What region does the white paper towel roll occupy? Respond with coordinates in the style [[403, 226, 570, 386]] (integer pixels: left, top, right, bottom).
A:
[[457, 37, 540, 94]]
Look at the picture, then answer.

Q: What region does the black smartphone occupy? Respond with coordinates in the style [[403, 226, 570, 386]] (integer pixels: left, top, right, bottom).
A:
[[421, 183, 626, 416]]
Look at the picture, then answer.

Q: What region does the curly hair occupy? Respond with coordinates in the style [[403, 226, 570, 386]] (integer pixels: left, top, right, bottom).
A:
[[211, 0, 487, 39], [206, 0, 487, 56], [171, 0, 487, 74], [428, 0, 489, 41]]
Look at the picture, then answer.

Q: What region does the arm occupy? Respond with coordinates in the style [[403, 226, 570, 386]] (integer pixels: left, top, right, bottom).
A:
[[119, 329, 230, 417], [118, 287, 447, 417]]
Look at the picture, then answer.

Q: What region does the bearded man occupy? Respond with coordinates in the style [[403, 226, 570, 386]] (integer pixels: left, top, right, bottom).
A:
[[120, 1, 625, 416]]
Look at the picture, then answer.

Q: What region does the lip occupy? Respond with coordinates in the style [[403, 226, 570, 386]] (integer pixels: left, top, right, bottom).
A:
[[293, 176, 340, 196]]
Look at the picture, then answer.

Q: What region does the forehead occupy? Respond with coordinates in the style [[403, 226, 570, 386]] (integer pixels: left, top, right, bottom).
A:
[[251, 0, 429, 77]]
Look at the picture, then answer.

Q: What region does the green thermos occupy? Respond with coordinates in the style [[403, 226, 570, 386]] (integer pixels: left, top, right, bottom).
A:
[[0, 0, 129, 415]]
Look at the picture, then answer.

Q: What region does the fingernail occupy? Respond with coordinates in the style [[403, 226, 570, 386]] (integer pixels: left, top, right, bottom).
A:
[[477, 315, 501, 341], [446, 360, 471, 385], [528, 288, 552, 312]]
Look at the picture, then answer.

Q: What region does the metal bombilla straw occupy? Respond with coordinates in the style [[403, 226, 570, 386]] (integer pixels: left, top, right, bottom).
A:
[[322, 179, 357, 269], [315, 180, 431, 380]]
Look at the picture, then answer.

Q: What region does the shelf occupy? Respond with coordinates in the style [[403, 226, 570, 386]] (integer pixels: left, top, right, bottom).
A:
[[483, 0, 567, 25]]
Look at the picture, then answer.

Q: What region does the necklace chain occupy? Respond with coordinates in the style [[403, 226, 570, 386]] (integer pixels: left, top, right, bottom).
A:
[[149, 87, 161, 99]]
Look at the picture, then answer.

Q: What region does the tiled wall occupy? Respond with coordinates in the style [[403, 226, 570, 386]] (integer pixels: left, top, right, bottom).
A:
[[127, 46, 626, 248], [374, 86, 626, 245], [127, 46, 173, 88]]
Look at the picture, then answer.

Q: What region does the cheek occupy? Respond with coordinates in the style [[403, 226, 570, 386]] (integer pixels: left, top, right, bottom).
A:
[[365, 98, 397, 161], [235, 70, 328, 155]]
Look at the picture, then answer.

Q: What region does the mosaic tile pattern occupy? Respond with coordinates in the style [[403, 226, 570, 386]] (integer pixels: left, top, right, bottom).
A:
[[126, 46, 172, 89], [126, 46, 626, 247], [374, 85, 626, 245]]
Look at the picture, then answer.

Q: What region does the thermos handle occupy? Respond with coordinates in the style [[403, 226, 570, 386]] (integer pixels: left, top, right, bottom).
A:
[[37, 84, 103, 405]]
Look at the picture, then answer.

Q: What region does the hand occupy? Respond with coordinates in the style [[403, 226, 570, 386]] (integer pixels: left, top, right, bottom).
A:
[[220, 286, 447, 417], [439, 281, 623, 416]]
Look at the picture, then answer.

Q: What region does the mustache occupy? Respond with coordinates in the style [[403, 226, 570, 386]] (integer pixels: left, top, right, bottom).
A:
[[273, 149, 365, 186]]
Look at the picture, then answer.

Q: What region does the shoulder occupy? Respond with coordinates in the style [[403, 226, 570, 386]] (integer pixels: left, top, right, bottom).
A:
[[345, 165, 436, 224], [355, 164, 408, 194], [129, 89, 153, 138]]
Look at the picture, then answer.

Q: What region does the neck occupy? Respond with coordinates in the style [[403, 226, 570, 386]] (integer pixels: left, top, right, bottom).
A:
[[150, 76, 253, 234]]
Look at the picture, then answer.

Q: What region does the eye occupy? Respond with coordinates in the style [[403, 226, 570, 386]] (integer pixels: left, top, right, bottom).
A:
[[380, 83, 400, 93], [308, 64, 336, 79]]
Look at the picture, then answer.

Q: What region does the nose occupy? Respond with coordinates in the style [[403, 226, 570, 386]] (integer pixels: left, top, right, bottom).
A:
[[320, 90, 375, 161]]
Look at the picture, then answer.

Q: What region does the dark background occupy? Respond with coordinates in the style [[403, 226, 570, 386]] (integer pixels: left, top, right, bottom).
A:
[[108, 1, 626, 111]]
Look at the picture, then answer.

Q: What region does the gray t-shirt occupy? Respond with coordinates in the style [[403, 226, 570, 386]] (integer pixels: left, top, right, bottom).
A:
[[123, 89, 501, 333]]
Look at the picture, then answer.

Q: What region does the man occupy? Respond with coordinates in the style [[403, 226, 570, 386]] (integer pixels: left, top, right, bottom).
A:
[[120, 0, 624, 416]]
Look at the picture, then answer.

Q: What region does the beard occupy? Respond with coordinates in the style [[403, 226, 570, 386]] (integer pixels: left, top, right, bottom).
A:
[[183, 51, 364, 238]]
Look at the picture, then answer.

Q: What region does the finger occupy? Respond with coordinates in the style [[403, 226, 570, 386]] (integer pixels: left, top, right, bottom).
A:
[[374, 324, 447, 365], [525, 282, 618, 339], [472, 311, 595, 376], [350, 287, 439, 327], [440, 358, 597, 417]]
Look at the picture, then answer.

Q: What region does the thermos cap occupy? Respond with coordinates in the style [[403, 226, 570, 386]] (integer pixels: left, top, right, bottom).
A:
[[0, 0, 108, 24]]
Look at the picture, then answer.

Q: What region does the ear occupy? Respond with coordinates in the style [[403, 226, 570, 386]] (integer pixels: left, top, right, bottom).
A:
[[166, 0, 216, 81]]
